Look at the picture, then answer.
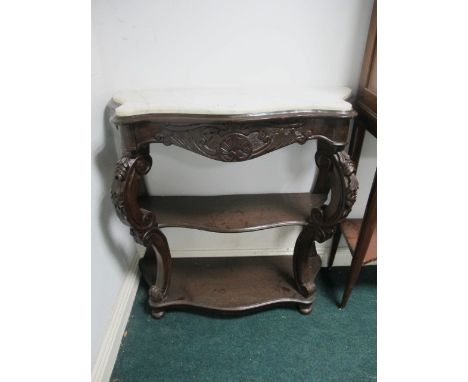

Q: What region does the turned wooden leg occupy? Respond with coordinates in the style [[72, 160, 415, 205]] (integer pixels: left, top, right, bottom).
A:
[[341, 255, 365, 309], [293, 226, 322, 297], [328, 225, 342, 269], [341, 172, 376, 308]]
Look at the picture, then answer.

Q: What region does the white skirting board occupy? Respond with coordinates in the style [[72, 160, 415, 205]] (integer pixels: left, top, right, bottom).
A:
[[168, 245, 353, 265], [91, 255, 141, 382], [91, 245, 373, 381]]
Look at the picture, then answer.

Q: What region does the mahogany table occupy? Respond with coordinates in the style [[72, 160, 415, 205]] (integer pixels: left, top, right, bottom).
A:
[[109, 88, 359, 318]]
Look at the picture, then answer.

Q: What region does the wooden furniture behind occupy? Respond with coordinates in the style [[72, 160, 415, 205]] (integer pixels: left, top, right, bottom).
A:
[[327, 0, 377, 308], [109, 90, 359, 319]]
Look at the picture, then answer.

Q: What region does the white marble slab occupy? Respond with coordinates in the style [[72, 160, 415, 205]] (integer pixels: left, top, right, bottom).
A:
[[112, 87, 353, 117]]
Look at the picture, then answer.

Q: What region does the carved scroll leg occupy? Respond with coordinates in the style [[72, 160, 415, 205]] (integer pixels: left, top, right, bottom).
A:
[[111, 150, 174, 319], [294, 142, 359, 312], [139, 229, 172, 319], [310, 145, 359, 308], [293, 226, 322, 299]]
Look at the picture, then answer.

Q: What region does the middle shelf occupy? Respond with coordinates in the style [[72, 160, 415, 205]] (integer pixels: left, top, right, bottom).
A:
[[139, 192, 327, 233]]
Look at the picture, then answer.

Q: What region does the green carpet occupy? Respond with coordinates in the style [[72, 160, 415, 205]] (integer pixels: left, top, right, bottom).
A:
[[110, 266, 376, 382]]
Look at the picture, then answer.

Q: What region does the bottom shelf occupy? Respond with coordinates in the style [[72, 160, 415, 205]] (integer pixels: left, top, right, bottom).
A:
[[140, 256, 316, 316]]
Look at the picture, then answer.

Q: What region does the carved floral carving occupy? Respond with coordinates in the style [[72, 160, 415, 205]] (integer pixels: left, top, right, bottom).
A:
[[338, 151, 359, 218], [110, 154, 156, 240], [294, 147, 358, 297], [148, 121, 329, 162], [114, 157, 131, 181], [309, 150, 358, 242], [218, 133, 253, 161]]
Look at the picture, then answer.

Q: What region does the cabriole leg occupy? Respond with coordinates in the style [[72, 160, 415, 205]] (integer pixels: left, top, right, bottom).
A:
[[293, 226, 322, 297], [293, 140, 359, 310], [111, 150, 173, 319], [139, 229, 172, 317]]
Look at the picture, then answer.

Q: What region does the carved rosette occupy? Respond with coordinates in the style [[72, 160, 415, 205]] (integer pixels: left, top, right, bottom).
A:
[[148, 121, 330, 162], [218, 133, 253, 161]]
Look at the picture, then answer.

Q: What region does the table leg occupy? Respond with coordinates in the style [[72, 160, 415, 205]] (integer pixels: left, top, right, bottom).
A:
[[111, 151, 173, 317], [327, 226, 342, 269], [341, 171, 376, 308], [293, 225, 322, 297], [294, 141, 358, 301], [139, 229, 172, 317]]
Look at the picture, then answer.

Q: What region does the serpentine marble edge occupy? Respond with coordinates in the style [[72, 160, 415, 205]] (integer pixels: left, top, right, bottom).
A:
[[112, 87, 353, 117]]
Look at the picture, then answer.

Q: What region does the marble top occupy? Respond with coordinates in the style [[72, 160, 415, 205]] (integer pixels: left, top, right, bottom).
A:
[[112, 87, 353, 117]]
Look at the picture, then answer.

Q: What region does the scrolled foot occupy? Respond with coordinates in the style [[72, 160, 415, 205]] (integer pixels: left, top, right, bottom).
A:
[[151, 309, 165, 319], [297, 303, 313, 315]]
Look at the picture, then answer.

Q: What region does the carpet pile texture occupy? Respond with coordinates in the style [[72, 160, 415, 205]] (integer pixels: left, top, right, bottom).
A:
[[110, 266, 376, 382]]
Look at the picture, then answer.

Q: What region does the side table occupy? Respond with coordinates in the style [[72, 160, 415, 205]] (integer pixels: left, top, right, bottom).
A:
[[109, 88, 359, 318]]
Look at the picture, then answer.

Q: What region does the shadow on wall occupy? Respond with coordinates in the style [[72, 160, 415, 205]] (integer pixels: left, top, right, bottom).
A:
[[94, 103, 134, 273], [144, 136, 319, 196]]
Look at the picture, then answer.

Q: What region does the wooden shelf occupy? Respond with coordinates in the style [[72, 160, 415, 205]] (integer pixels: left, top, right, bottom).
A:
[[341, 218, 377, 264], [140, 255, 315, 315], [139, 193, 327, 233]]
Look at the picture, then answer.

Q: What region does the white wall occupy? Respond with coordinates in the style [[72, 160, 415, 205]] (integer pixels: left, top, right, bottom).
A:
[[91, 31, 137, 366], [92, 0, 376, 367]]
